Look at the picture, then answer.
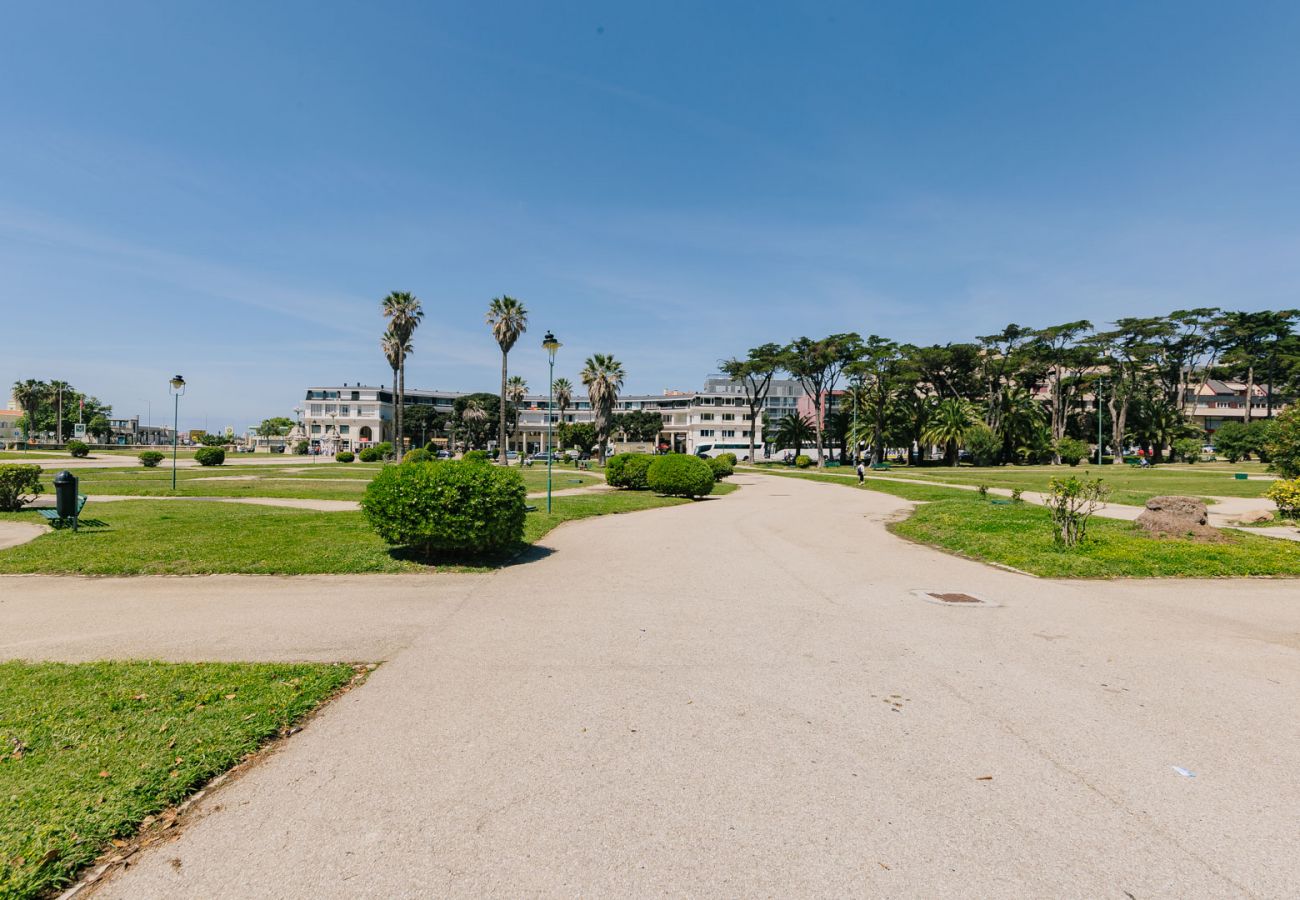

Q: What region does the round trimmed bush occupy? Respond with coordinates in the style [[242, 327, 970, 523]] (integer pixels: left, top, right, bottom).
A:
[[646, 454, 714, 499], [194, 447, 225, 466], [706, 456, 733, 481], [607, 453, 655, 490], [67, 440, 89, 458], [463, 449, 491, 464], [605, 453, 633, 487], [1055, 437, 1088, 466], [335, 451, 355, 463], [794, 454, 812, 469], [138, 450, 165, 468], [358, 447, 381, 462], [294, 440, 309, 455], [718, 452, 738, 467], [361, 460, 527, 557], [374, 441, 394, 459], [403, 448, 432, 463]]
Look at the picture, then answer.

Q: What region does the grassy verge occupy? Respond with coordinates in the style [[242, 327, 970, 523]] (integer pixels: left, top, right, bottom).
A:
[[0, 660, 358, 898], [29, 464, 603, 501], [889, 498, 1300, 578], [0, 485, 733, 575], [743, 466, 972, 502]]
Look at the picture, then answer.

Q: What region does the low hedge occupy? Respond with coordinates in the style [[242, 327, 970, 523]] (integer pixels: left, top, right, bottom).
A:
[[335, 451, 355, 463], [718, 452, 738, 467], [606, 453, 655, 490], [66, 440, 90, 458], [706, 456, 733, 481], [794, 455, 812, 469], [463, 450, 491, 464], [403, 448, 432, 463], [138, 450, 165, 468], [193, 447, 225, 466], [358, 447, 381, 462], [646, 454, 714, 499], [1267, 477, 1300, 520], [361, 460, 526, 557], [0, 464, 42, 511]]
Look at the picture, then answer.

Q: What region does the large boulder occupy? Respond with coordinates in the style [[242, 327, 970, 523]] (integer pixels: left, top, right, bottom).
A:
[[1233, 509, 1275, 525], [1136, 495, 1219, 540]]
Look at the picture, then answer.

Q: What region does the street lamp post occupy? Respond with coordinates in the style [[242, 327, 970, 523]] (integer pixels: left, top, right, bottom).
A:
[[542, 331, 562, 514], [169, 375, 186, 490]]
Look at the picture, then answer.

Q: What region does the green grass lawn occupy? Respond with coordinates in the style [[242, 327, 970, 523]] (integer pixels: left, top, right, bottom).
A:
[[870, 461, 1275, 506], [0, 660, 358, 899], [0, 484, 733, 575], [745, 466, 974, 502], [28, 463, 604, 501], [889, 497, 1300, 578]]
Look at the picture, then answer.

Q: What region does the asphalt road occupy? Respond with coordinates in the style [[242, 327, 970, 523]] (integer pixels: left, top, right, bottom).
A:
[[3, 473, 1297, 898]]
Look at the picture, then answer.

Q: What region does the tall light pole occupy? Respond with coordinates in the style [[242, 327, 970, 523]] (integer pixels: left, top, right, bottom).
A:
[[542, 331, 561, 514], [169, 375, 186, 490]]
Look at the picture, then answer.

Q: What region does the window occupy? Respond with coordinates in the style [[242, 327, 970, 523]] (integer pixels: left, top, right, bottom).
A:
[[722, 413, 734, 421], [351, 391, 360, 401], [340, 425, 350, 434], [722, 430, 735, 438], [310, 404, 322, 416], [700, 413, 714, 421], [311, 424, 321, 434], [700, 429, 714, 437], [339, 405, 350, 416], [324, 404, 336, 414]]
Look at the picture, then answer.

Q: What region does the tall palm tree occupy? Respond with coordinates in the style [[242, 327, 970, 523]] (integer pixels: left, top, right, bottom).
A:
[[461, 398, 488, 451], [380, 327, 410, 452], [11, 379, 47, 446], [485, 296, 528, 462], [580, 353, 625, 465], [381, 291, 424, 454], [921, 397, 977, 466], [551, 377, 573, 450], [506, 375, 528, 460], [774, 413, 815, 459]]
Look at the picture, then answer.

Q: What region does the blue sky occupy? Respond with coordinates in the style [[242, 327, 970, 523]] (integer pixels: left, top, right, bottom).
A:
[[3, 1, 1299, 430]]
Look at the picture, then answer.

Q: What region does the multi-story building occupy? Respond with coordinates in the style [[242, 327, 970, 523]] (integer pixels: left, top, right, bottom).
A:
[[0, 408, 20, 447], [1187, 379, 1278, 437], [299, 378, 786, 458], [106, 416, 175, 446]]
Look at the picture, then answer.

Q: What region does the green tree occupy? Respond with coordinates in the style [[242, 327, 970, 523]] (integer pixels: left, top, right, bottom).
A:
[[551, 377, 574, 449], [506, 375, 528, 459], [10, 380, 47, 444], [381, 291, 424, 451], [782, 334, 861, 468], [380, 326, 409, 445], [1026, 321, 1094, 463], [921, 398, 977, 466], [453, 394, 505, 451], [772, 413, 815, 458], [1265, 405, 1300, 477], [257, 416, 293, 444], [558, 421, 597, 456], [485, 296, 528, 462], [86, 414, 112, 444], [719, 342, 784, 465], [613, 410, 663, 442], [845, 335, 906, 465], [581, 353, 626, 465]]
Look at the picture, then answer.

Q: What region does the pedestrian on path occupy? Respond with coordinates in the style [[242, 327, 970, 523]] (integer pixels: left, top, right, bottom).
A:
[[856, 459, 866, 484]]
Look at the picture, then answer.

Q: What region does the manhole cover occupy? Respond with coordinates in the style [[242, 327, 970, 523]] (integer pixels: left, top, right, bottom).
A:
[[911, 589, 997, 607]]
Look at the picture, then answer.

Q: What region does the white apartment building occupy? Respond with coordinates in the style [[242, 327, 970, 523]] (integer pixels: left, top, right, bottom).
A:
[[298, 377, 798, 458]]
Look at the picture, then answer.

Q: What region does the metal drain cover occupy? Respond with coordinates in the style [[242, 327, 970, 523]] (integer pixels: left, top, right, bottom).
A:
[[912, 589, 997, 607]]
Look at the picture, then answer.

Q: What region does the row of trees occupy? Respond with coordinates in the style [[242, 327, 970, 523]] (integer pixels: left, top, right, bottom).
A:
[[9, 379, 113, 444], [377, 292, 629, 462], [722, 308, 1300, 467]]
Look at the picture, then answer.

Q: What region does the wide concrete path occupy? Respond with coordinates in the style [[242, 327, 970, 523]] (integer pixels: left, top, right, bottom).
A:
[[3, 474, 1299, 897]]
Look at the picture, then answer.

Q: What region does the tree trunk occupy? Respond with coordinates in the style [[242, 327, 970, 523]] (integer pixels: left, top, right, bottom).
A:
[[748, 401, 758, 464], [813, 396, 825, 468], [1244, 365, 1254, 425], [390, 366, 399, 450], [1108, 392, 1128, 465], [499, 351, 509, 463]]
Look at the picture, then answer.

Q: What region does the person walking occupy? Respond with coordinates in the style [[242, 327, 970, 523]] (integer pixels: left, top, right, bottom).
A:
[[856, 458, 866, 484]]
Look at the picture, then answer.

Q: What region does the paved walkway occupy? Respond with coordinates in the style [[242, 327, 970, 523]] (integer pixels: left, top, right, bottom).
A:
[[3, 474, 1298, 897]]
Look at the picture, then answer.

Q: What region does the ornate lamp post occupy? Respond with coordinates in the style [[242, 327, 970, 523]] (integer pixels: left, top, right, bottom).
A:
[[542, 331, 562, 514], [169, 375, 186, 490]]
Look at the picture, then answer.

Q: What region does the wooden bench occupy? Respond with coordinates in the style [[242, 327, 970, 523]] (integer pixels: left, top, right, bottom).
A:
[[38, 494, 87, 531]]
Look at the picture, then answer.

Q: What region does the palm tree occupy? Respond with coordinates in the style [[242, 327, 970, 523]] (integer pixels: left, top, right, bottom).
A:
[[485, 296, 528, 463], [381, 291, 424, 454], [380, 327, 410, 453], [580, 354, 625, 465], [550, 377, 573, 450], [11, 379, 47, 446], [460, 398, 488, 451], [921, 397, 977, 466], [506, 375, 528, 460], [773, 413, 815, 459]]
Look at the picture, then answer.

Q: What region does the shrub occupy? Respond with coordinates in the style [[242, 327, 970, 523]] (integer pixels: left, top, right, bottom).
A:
[[622, 454, 655, 490], [977, 484, 989, 500], [1010, 487, 1023, 502], [66, 440, 89, 458], [0, 464, 42, 511], [964, 423, 1003, 467], [193, 447, 225, 466], [794, 454, 813, 469], [138, 450, 165, 468], [646, 454, 714, 498], [1055, 437, 1088, 467], [358, 447, 381, 462], [402, 448, 432, 463], [1172, 438, 1202, 464], [1266, 477, 1300, 520], [294, 440, 310, 455], [706, 456, 734, 481], [374, 441, 394, 459], [1266, 407, 1300, 478], [605, 453, 633, 487], [1212, 421, 1249, 462], [463, 450, 491, 464], [1045, 475, 1109, 547], [718, 452, 738, 467], [335, 451, 355, 463], [361, 460, 526, 557]]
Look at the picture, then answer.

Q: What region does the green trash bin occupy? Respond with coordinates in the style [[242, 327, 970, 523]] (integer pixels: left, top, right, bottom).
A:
[[1235, 473, 1248, 480]]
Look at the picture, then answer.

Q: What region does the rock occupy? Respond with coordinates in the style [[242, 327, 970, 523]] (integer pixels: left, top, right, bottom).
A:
[[1137, 495, 1222, 541], [1233, 509, 1274, 525]]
